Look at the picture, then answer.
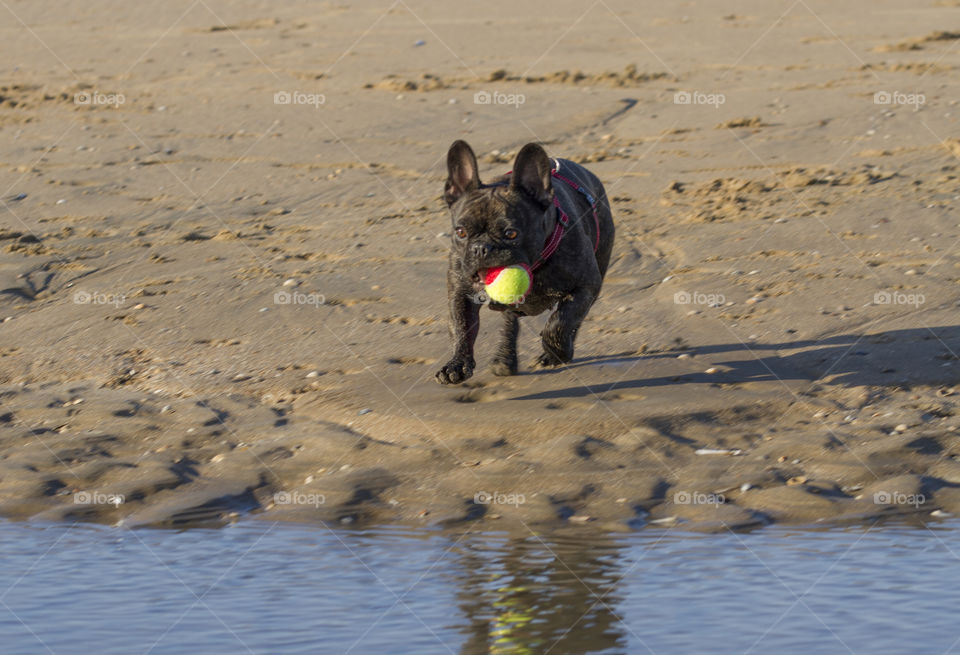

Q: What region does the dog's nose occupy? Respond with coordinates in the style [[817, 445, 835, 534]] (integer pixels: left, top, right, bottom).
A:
[[471, 243, 489, 259]]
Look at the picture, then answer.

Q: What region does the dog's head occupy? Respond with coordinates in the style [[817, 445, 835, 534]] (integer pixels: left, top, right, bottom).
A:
[[443, 140, 555, 281]]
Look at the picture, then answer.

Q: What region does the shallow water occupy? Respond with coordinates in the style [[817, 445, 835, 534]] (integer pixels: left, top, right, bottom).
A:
[[1, 519, 958, 654]]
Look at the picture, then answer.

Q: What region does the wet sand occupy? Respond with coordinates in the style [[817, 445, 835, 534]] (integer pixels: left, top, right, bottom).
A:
[[1, 0, 959, 531]]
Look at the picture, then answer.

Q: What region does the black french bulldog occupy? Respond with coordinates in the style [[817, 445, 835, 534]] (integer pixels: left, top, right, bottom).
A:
[[435, 140, 615, 385]]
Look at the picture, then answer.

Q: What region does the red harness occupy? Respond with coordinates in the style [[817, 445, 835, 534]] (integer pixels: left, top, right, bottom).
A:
[[534, 167, 601, 270], [492, 161, 601, 271]]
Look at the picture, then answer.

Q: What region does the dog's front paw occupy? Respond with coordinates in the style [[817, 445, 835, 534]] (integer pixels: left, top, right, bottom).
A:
[[533, 351, 565, 368], [435, 357, 475, 385]]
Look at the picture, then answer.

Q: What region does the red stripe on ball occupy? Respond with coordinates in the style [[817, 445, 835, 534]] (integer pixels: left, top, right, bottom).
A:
[[483, 267, 505, 286]]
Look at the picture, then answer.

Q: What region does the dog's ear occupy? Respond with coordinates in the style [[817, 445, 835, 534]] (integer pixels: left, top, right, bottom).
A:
[[510, 143, 554, 208], [444, 140, 480, 206]]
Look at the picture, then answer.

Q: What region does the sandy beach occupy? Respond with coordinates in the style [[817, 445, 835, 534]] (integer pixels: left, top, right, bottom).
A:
[[1, 0, 959, 531]]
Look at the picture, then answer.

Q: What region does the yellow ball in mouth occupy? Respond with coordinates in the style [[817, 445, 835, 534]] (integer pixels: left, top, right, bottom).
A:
[[483, 264, 532, 304]]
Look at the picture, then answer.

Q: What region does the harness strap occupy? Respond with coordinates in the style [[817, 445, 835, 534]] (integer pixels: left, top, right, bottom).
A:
[[530, 196, 568, 271], [495, 160, 601, 272], [549, 168, 601, 254]]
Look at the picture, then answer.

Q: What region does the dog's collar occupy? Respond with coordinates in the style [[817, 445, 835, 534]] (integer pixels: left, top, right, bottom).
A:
[[481, 159, 599, 272]]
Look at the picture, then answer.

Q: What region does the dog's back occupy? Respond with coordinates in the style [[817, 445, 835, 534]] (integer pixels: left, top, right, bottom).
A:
[[549, 159, 615, 279]]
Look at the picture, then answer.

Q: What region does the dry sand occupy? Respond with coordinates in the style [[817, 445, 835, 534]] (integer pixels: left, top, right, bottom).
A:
[[1, 1, 959, 532]]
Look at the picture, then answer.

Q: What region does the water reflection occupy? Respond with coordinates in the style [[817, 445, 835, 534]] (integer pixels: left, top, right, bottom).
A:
[[2, 519, 959, 654], [451, 530, 627, 654]]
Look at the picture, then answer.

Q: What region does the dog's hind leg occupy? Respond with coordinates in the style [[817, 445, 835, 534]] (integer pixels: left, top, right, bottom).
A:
[[535, 284, 600, 367]]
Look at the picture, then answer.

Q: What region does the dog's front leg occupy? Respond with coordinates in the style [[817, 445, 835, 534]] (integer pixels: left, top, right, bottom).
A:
[[435, 286, 480, 385], [490, 311, 520, 376]]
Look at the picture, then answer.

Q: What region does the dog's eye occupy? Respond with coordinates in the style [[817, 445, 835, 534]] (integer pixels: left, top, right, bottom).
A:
[[504, 228, 518, 240], [454, 226, 467, 239]]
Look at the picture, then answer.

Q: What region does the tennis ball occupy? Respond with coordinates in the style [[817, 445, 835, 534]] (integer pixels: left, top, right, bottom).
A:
[[483, 264, 532, 305]]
